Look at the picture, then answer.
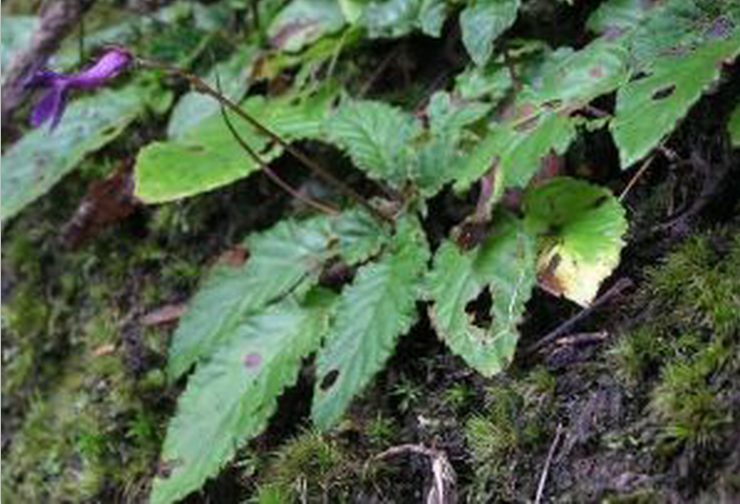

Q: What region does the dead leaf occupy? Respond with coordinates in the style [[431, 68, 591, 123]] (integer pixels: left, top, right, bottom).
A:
[[141, 304, 187, 326]]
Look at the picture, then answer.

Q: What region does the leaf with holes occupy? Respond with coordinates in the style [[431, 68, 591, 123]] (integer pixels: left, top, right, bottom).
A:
[[611, 32, 740, 168], [460, 0, 520, 67], [151, 292, 335, 504], [311, 214, 429, 428], [427, 213, 536, 376], [524, 177, 627, 306], [2, 84, 151, 225], [168, 210, 390, 380], [135, 86, 338, 203], [326, 100, 421, 188], [587, 0, 740, 71]]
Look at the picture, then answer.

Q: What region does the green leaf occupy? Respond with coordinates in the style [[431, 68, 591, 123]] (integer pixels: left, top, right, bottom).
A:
[[454, 110, 578, 193], [167, 209, 391, 380], [524, 177, 627, 306], [167, 216, 334, 380], [427, 213, 536, 376], [135, 87, 337, 203], [729, 102, 740, 148], [587, 0, 739, 71], [522, 37, 630, 107], [151, 295, 335, 504], [419, 0, 448, 37], [311, 214, 430, 428], [360, 0, 423, 38], [611, 32, 740, 168], [460, 0, 520, 67], [454, 64, 512, 101], [326, 100, 420, 187], [416, 92, 492, 196], [167, 46, 259, 139], [1, 85, 148, 224], [268, 0, 346, 52]]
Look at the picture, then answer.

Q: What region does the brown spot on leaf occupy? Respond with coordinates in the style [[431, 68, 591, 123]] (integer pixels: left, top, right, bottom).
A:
[[320, 370, 339, 391], [244, 353, 262, 369], [589, 67, 604, 79], [270, 20, 320, 50], [538, 253, 566, 297], [218, 245, 249, 268]]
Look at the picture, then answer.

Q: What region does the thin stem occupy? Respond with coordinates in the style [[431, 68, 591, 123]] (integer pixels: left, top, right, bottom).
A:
[[137, 57, 391, 224], [214, 72, 340, 216]]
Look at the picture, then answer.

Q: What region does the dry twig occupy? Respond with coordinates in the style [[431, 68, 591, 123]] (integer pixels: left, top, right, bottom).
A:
[[534, 423, 564, 504]]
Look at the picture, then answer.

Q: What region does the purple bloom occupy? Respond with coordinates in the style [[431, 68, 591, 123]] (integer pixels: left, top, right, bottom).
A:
[[26, 48, 133, 130]]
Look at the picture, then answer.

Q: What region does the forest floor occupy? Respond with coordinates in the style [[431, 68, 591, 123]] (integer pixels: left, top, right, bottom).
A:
[[2, 2, 740, 503]]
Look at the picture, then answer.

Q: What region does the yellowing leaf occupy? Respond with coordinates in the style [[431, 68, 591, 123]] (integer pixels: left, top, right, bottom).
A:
[[524, 177, 627, 306]]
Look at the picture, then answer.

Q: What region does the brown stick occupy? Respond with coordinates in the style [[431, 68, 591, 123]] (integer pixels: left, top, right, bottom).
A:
[[214, 70, 340, 216], [525, 278, 633, 355], [534, 423, 564, 504], [2, 0, 97, 129]]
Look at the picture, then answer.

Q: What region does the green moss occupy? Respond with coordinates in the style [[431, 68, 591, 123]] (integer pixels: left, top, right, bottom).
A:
[[259, 429, 357, 502], [610, 326, 670, 385], [366, 413, 399, 449]]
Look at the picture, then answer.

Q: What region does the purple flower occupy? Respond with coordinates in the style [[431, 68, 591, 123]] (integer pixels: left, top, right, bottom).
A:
[[26, 48, 133, 130]]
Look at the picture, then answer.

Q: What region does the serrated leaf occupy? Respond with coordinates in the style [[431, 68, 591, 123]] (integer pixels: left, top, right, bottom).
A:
[[524, 177, 627, 306], [427, 213, 536, 376], [167, 217, 333, 380], [454, 110, 578, 193], [311, 214, 429, 428], [460, 0, 520, 67], [611, 32, 740, 168], [135, 87, 337, 203], [2, 85, 148, 224], [587, 0, 739, 71], [167, 210, 390, 380], [454, 64, 513, 101], [268, 0, 346, 52], [416, 92, 492, 196], [326, 100, 420, 187], [523, 37, 630, 106], [729, 102, 740, 148], [151, 295, 334, 504], [167, 46, 259, 139]]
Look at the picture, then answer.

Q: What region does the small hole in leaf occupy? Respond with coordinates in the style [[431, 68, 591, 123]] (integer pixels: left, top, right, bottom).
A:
[[465, 287, 493, 329], [101, 126, 117, 136], [244, 353, 262, 369], [320, 370, 339, 390], [187, 145, 206, 152], [632, 71, 648, 82], [652, 85, 675, 100]]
